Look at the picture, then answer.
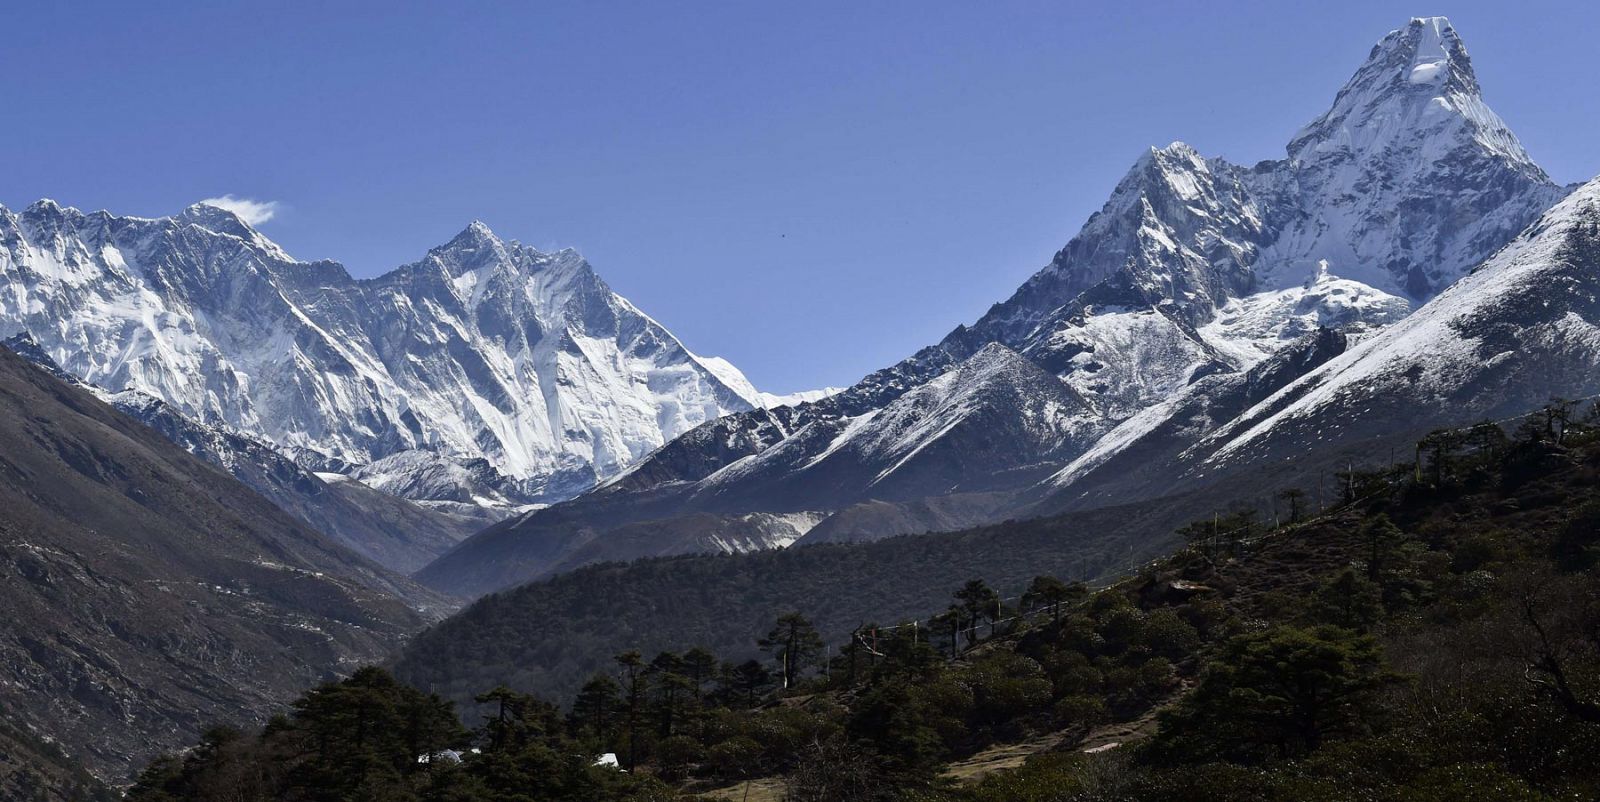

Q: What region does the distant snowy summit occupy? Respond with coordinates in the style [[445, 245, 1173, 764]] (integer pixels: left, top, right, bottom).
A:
[[0, 200, 799, 506]]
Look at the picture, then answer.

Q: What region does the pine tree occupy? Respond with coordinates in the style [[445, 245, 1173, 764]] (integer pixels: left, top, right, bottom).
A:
[[645, 652, 690, 737], [759, 612, 824, 689], [681, 646, 718, 702], [1360, 514, 1406, 582], [1277, 488, 1308, 524], [613, 651, 647, 769], [954, 579, 1000, 646], [725, 659, 772, 708], [1022, 575, 1084, 622], [569, 674, 620, 744]]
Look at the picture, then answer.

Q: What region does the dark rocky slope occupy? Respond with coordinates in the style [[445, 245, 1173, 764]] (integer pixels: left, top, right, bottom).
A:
[[0, 347, 444, 780]]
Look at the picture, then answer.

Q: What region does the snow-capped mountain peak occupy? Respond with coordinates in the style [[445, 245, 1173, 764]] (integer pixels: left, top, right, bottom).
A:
[[432, 220, 510, 270], [1289, 16, 1536, 173], [0, 201, 769, 506], [1255, 16, 1564, 300], [179, 201, 294, 260]]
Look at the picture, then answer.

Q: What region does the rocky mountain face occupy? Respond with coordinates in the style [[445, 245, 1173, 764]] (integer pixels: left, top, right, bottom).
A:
[[415, 17, 1568, 598], [0, 205, 766, 508], [0, 347, 444, 781], [1113, 175, 1600, 495], [2, 333, 487, 573], [0, 714, 113, 802], [1025, 172, 1600, 527], [104, 391, 490, 573], [1035, 326, 1356, 513]]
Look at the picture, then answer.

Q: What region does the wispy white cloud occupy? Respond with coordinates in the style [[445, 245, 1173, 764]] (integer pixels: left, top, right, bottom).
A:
[[197, 194, 281, 225]]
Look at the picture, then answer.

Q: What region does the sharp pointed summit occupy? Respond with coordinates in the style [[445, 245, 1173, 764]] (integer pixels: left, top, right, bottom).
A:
[[455, 218, 500, 245], [1267, 17, 1562, 299], [1290, 16, 1541, 177]]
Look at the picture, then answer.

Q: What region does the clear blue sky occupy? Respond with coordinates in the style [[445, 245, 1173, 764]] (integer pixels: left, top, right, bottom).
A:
[[4, 1, 1597, 393]]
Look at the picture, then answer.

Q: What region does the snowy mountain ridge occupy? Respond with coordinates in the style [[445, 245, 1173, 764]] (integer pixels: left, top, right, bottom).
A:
[[0, 200, 767, 505], [1035, 173, 1600, 518]]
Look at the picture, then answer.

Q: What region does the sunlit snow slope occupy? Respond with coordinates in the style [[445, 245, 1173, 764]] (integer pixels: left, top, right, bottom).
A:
[[0, 204, 765, 505]]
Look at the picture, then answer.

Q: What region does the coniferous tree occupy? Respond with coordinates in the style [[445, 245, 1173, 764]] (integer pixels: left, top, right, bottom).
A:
[[954, 579, 1000, 646], [931, 607, 963, 658], [613, 651, 647, 769], [680, 646, 718, 702], [1418, 428, 1467, 486], [1022, 575, 1083, 622], [759, 612, 824, 689], [1277, 487, 1308, 524], [1361, 514, 1406, 582], [646, 652, 691, 737], [569, 674, 621, 744], [724, 660, 772, 708]]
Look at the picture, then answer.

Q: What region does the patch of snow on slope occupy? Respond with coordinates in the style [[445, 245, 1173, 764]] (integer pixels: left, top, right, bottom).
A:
[[758, 387, 846, 409], [1198, 261, 1410, 364]]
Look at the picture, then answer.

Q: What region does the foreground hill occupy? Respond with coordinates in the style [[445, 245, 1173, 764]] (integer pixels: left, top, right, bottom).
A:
[[3, 331, 485, 572], [0, 347, 444, 780], [139, 411, 1600, 800]]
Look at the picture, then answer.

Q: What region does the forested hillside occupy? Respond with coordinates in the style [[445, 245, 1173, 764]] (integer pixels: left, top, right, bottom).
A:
[[133, 404, 1600, 800], [395, 490, 1212, 705]]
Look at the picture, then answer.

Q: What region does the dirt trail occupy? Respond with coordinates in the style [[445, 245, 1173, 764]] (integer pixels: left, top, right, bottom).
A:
[[941, 730, 1075, 784], [940, 685, 1183, 786], [698, 777, 786, 802]]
